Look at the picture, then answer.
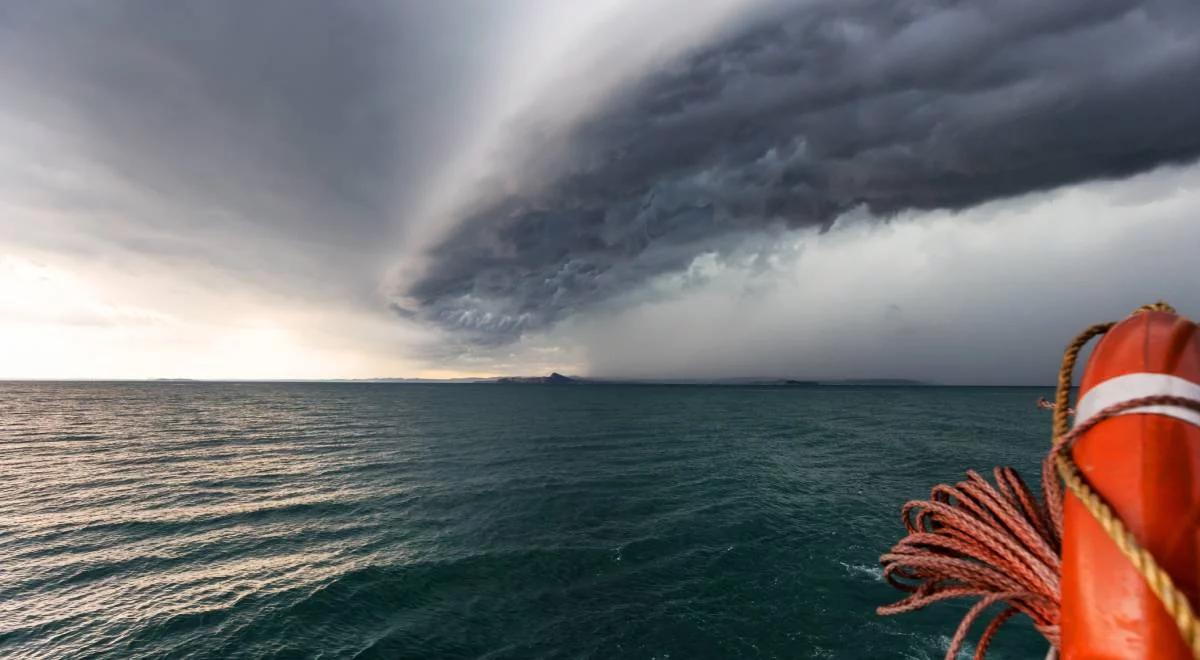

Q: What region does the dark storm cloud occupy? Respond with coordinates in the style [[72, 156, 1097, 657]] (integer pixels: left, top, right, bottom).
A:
[[406, 0, 1200, 343], [0, 0, 510, 265]]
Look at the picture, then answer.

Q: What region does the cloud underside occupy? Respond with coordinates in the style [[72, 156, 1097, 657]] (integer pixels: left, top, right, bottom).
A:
[[405, 0, 1200, 344]]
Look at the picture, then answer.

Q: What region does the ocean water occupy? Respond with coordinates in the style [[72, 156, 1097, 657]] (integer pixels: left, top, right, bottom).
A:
[[0, 382, 1053, 659]]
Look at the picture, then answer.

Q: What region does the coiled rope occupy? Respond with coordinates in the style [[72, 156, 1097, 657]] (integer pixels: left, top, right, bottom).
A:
[[877, 302, 1200, 659]]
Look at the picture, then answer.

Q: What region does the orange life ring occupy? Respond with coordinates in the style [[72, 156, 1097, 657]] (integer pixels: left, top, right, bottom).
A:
[[1061, 310, 1200, 658]]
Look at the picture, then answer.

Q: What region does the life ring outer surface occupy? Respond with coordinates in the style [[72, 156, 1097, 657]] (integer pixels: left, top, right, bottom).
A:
[[1061, 311, 1200, 659]]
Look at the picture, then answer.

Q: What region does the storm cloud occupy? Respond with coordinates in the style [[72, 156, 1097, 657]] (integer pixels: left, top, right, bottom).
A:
[[0, 0, 528, 299], [405, 0, 1200, 343]]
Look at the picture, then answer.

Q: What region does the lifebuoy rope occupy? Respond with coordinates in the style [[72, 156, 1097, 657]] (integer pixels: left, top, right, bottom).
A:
[[877, 302, 1200, 659]]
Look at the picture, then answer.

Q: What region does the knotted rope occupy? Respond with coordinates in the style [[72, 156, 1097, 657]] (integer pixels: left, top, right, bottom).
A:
[[878, 302, 1200, 659]]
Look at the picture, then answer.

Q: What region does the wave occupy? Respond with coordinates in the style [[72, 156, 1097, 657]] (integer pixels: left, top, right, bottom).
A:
[[839, 561, 884, 582]]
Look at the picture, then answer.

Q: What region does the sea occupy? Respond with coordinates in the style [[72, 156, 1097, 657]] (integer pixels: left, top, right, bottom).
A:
[[1, 382, 1053, 659]]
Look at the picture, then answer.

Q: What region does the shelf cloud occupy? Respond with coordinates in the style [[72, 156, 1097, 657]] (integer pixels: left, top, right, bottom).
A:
[[403, 0, 1200, 343]]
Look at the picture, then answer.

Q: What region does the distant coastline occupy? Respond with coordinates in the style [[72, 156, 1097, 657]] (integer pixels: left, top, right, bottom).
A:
[[147, 374, 937, 386], [0, 377, 1073, 387], [237, 374, 936, 386]]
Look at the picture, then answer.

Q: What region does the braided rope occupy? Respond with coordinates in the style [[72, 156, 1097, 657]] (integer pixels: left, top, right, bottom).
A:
[[1135, 301, 1179, 315], [877, 467, 1062, 659], [879, 302, 1200, 659]]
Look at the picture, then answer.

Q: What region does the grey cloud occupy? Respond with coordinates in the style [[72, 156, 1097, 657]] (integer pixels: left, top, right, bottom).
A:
[[0, 0, 519, 296], [570, 170, 1200, 384], [405, 0, 1200, 343]]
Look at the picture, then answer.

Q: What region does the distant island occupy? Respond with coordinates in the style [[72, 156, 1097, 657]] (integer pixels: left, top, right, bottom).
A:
[[689, 377, 924, 386], [495, 372, 578, 385], [823, 378, 928, 386], [487, 374, 929, 386]]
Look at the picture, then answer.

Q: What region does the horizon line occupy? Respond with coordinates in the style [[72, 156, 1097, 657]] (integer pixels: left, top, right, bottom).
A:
[[0, 377, 1070, 388]]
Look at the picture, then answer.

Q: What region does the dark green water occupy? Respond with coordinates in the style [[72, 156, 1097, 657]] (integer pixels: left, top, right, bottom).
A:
[[1, 382, 1053, 658]]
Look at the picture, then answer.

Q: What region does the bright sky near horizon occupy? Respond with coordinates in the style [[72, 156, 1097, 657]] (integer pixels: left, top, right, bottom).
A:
[[3, 0, 1200, 383]]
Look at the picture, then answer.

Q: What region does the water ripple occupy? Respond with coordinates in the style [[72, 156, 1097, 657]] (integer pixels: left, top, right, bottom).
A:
[[1, 382, 1052, 658]]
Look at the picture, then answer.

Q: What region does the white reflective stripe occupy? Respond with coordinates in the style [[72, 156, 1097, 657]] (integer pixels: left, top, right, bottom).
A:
[[1074, 372, 1200, 429]]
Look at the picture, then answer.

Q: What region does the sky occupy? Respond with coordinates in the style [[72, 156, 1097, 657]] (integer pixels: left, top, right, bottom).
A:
[[2, 0, 1199, 383]]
